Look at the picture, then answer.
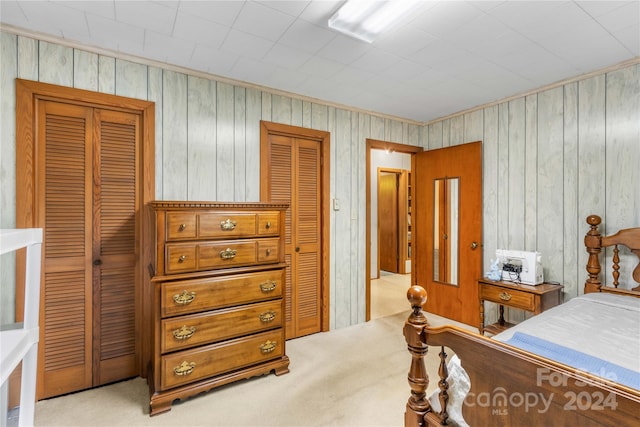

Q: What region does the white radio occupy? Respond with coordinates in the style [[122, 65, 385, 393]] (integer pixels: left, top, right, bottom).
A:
[[496, 249, 544, 285]]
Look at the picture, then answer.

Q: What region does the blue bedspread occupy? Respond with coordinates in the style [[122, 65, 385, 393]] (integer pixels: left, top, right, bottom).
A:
[[505, 331, 640, 390]]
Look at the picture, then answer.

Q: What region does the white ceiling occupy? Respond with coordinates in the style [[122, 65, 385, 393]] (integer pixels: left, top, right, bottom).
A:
[[1, 1, 638, 123]]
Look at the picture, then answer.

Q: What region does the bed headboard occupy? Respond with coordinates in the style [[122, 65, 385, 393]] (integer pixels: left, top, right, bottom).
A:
[[584, 214, 640, 295]]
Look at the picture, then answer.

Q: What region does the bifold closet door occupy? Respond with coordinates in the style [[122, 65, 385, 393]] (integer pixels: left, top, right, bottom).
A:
[[37, 101, 137, 399], [266, 135, 322, 339]]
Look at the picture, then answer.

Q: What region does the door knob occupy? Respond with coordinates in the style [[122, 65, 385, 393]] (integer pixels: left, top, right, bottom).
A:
[[295, 247, 300, 252], [470, 242, 479, 250], [93, 259, 102, 266]]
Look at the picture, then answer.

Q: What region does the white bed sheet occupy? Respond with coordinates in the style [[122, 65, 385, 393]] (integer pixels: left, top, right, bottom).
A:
[[493, 292, 640, 373]]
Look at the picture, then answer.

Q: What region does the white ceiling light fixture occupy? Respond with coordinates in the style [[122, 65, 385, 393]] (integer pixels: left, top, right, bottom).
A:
[[328, 0, 422, 43]]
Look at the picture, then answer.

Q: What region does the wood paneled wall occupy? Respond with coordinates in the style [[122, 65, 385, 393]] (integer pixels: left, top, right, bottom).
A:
[[1, 31, 638, 328]]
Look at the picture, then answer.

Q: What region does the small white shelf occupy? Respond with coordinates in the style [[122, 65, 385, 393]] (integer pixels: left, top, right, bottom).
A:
[[0, 228, 43, 427]]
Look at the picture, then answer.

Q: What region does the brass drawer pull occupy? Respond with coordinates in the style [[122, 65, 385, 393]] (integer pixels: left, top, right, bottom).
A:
[[173, 361, 196, 376], [266, 249, 272, 256], [178, 255, 187, 263], [265, 221, 271, 229], [260, 280, 277, 292], [178, 223, 187, 231], [260, 340, 277, 354], [220, 219, 237, 231], [173, 290, 196, 305], [173, 325, 196, 340], [499, 291, 512, 302], [259, 311, 276, 323], [220, 248, 237, 259]]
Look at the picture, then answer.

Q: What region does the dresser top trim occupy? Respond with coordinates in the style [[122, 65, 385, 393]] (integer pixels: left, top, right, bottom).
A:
[[150, 201, 289, 209]]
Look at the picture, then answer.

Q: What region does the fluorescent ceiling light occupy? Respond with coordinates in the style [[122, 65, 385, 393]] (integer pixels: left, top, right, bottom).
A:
[[328, 0, 421, 43]]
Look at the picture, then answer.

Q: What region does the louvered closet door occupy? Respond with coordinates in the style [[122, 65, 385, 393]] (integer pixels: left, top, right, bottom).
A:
[[36, 101, 137, 399], [268, 135, 322, 339], [92, 109, 138, 384]]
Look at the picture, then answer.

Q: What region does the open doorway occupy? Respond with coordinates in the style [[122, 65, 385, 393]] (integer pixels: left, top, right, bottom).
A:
[[366, 139, 423, 321]]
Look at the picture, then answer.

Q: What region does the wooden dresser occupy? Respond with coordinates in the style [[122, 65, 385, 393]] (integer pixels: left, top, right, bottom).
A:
[[147, 201, 290, 415]]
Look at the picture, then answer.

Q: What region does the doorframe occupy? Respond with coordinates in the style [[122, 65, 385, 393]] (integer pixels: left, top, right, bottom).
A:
[[259, 120, 331, 332], [15, 79, 155, 390], [376, 167, 402, 276], [366, 139, 423, 321]]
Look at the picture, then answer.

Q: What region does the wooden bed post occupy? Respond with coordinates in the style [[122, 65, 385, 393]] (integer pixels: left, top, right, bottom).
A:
[[404, 286, 431, 427], [584, 215, 603, 293]]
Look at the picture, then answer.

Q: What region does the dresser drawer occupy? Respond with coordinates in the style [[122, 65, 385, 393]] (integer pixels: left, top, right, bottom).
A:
[[166, 212, 198, 240], [161, 269, 285, 317], [257, 239, 280, 263], [257, 212, 280, 236], [165, 211, 282, 241], [161, 329, 284, 389], [199, 212, 257, 239], [161, 300, 283, 353], [198, 240, 258, 270], [165, 239, 281, 274], [165, 244, 197, 273], [480, 284, 535, 311]]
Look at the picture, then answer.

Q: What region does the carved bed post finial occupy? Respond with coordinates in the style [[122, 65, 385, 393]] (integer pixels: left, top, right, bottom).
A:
[[584, 215, 603, 293], [404, 286, 431, 427]]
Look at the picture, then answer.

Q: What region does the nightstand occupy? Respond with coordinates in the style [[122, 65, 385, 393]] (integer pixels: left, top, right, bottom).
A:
[[478, 279, 564, 336]]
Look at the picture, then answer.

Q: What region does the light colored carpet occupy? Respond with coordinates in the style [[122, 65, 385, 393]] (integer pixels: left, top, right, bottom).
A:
[[370, 272, 412, 320], [32, 308, 471, 427]]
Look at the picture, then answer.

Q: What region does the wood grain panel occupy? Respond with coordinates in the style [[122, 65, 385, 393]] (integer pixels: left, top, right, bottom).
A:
[[38, 41, 73, 86], [562, 82, 579, 297], [245, 88, 262, 201], [234, 86, 247, 201], [162, 70, 188, 199], [73, 50, 98, 91], [524, 95, 538, 252], [507, 97, 525, 252], [115, 59, 148, 100], [0, 33, 17, 323], [496, 102, 509, 250], [17, 35, 38, 81], [187, 75, 217, 201], [98, 55, 116, 94], [464, 110, 483, 142], [217, 82, 235, 201], [537, 87, 564, 281]]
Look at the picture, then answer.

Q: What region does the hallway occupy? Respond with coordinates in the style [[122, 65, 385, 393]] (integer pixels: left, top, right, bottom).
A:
[[371, 271, 411, 320]]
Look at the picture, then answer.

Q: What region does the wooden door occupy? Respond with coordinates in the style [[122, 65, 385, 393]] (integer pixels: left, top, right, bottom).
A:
[[378, 172, 399, 273], [413, 141, 482, 326], [92, 109, 139, 384], [35, 101, 138, 398], [263, 134, 322, 339]]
